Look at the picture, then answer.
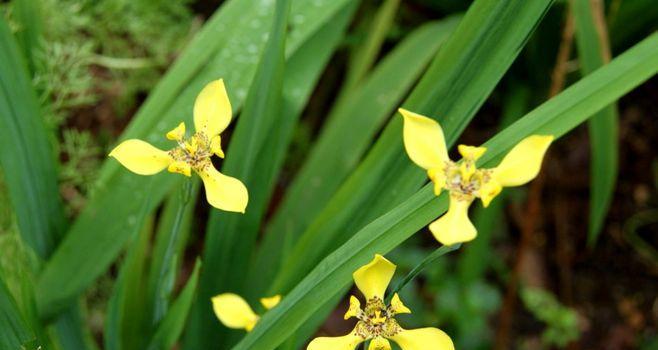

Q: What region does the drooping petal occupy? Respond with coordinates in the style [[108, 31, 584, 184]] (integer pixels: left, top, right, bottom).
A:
[[344, 295, 361, 320], [166, 122, 186, 141], [260, 295, 281, 310], [390, 293, 411, 315], [428, 195, 476, 245], [399, 108, 449, 171], [492, 135, 553, 187], [369, 337, 391, 350], [307, 330, 364, 350], [197, 164, 248, 213], [109, 139, 172, 175], [353, 254, 396, 301], [390, 328, 454, 350], [211, 293, 259, 331], [168, 161, 192, 177], [194, 79, 232, 137]]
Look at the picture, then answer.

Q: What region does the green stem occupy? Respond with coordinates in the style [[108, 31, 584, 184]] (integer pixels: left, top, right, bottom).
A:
[[150, 179, 193, 325], [386, 243, 461, 303]]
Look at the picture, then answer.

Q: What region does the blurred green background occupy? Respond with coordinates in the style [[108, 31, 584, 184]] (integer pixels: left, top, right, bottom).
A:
[[1, 0, 657, 349]]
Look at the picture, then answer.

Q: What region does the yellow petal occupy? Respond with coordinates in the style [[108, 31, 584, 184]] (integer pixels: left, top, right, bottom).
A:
[[198, 165, 248, 213], [353, 254, 396, 301], [166, 122, 186, 141], [429, 195, 476, 245], [399, 108, 449, 171], [344, 295, 361, 320], [168, 161, 192, 177], [210, 135, 225, 158], [109, 139, 172, 175], [390, 293, 411, 315], [260, 295, 281, 310], [369, 337, 391, 350], [478, 178, 502, 207], [307, 330, 364, 350], [457, 145, 486, 161], [427, 168, 445, 196], [492, 135, 553, 187], [390, 328, 454, 350], [211, 293, 259, 331], [194, 79, 232, 137]]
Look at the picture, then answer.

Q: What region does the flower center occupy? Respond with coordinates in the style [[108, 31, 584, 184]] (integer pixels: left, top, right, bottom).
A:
[[353, 298, 402, 340], [169, 132, 214, 171], [442, 159, 492, 200]]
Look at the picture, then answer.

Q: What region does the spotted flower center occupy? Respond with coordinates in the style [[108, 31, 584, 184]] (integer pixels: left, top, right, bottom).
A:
[[353, 298, 402, 340], [168, 132, 214, 171], [441, 158, 492, 200]]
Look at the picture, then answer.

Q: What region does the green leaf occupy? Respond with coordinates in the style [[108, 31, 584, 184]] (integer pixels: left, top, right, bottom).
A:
[[232, 32, 658, 350], [36, 0, 359, 320], [0, 13, 65, 259], [146, 260, 201, 350], [571, 0, 619, 245], [270, 0, 554, 295], [104, 193, 153, 350], [0, 275, 35, 350], [248, 16, 461, 299], [342, 0, 400, 93]]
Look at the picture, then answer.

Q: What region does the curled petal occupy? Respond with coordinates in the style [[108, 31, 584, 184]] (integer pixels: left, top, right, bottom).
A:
[[457, 145, 486, 161], [429, 195, 476, 245], [390, 327, 454, 350], [109, 139, 172, 175], [260, 295, 281, 310], [390, 293, 411, 315], [492, 135, 553, 187], [478, 179, 502, 207], [210, 135, 225, 158], [427, 168, 445, 196], [166, 122, 186, 141], [211, 293, 259, 332], [399, 109, 449, 171], [307, 330, 364, 350], [353, 254, 396, 301], [194, 79, 232, 137], [344, 295, 361, 320], [369, 337, 391, 350], [197, 165, 248, 213]]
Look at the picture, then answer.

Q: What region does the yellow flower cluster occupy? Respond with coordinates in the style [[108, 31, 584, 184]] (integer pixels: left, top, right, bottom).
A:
[[109, 80, 553, 349]]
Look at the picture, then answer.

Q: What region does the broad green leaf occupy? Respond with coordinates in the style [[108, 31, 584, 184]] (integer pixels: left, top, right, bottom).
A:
[[248, 16, 461, 299], [10, 0, 43, 74], [571, 0, 619, 245], [0, 249, 36, 349], [36, 0, 360, 320], [146, 261, 201, 350], [0, 13, 65, 259], [233, 32, 658, 350], [104, 193, 153, 350], [270, 0, 554, 295]]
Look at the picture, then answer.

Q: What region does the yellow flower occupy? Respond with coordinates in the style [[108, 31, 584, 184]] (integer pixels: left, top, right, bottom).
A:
[[400, 108, 553, 245], [211, 293, 281, 332], [109, 80, 248, 213], [307, 255, 454, 350]]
